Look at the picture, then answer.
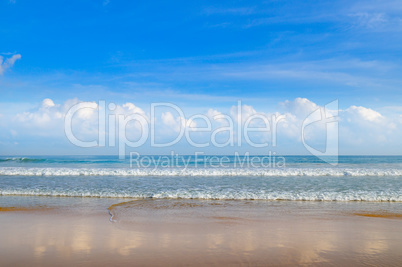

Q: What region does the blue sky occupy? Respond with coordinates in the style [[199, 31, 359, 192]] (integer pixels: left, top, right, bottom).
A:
[[1, 0, 402, 155]]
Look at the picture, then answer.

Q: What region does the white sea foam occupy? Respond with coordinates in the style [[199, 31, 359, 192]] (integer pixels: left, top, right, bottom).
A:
[[0, 167, 402, 177], [1, 188, 401, 202]]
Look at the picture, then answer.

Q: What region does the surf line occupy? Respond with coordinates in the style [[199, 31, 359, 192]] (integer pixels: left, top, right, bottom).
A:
[[107, 200, 138, 222]]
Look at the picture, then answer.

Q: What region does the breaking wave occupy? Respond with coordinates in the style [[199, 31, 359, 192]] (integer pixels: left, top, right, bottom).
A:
[[1, 167, 402, 177], [1, 188, 401, 202]]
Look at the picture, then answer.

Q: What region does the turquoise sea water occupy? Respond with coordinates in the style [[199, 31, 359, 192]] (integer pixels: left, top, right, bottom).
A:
[[0, 155, 401, 202]]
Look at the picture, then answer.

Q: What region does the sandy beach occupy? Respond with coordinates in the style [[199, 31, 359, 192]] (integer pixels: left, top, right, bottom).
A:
[[1, 198, 401, 266]]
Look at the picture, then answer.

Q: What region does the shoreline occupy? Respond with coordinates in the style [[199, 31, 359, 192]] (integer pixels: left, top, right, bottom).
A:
[[1, 197, 402, 266]]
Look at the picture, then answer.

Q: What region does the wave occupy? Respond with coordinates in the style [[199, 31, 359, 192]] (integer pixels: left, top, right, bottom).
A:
[[1, 189, 401, 202], [0, 158, 47, 163], [0, 158, 124, 165], [1, 167, 402, 177]]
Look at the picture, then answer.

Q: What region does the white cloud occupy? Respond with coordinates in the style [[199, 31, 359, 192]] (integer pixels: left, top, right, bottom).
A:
[[345, 105, 383, 122], [280, 98, 318, 119], [121, 103, 145, 115], [161, 111, 196, 133], [207, 108, 228, 124], [41, 98, 56, 108], [230, 104, 257, 124], [0, 54, 21, 75], [161, 112, 177, 128], [14, 98, 97, 137], [207, 108, 222, 120]]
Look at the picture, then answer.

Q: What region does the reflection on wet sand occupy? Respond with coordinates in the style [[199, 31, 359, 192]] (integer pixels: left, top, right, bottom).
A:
[[354, 212, 402, 218], [0, 206, 50, 212], [1, 199, 402, 266]]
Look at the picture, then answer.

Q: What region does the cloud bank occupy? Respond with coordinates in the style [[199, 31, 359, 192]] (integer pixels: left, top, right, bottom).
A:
[[1, 97, 401, 155]]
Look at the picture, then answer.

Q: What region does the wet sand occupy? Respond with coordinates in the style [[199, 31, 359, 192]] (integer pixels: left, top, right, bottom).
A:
[[1, 199, 402, 266]]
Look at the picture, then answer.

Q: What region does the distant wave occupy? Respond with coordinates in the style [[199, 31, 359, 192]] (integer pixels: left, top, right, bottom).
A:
[[0, 158, 47, 163], [0, 158, 119, 164], [1, 167, 402, 177]]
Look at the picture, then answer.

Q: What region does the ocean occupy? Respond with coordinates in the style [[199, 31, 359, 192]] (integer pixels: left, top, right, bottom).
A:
[[1, 155, 401, 202]]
